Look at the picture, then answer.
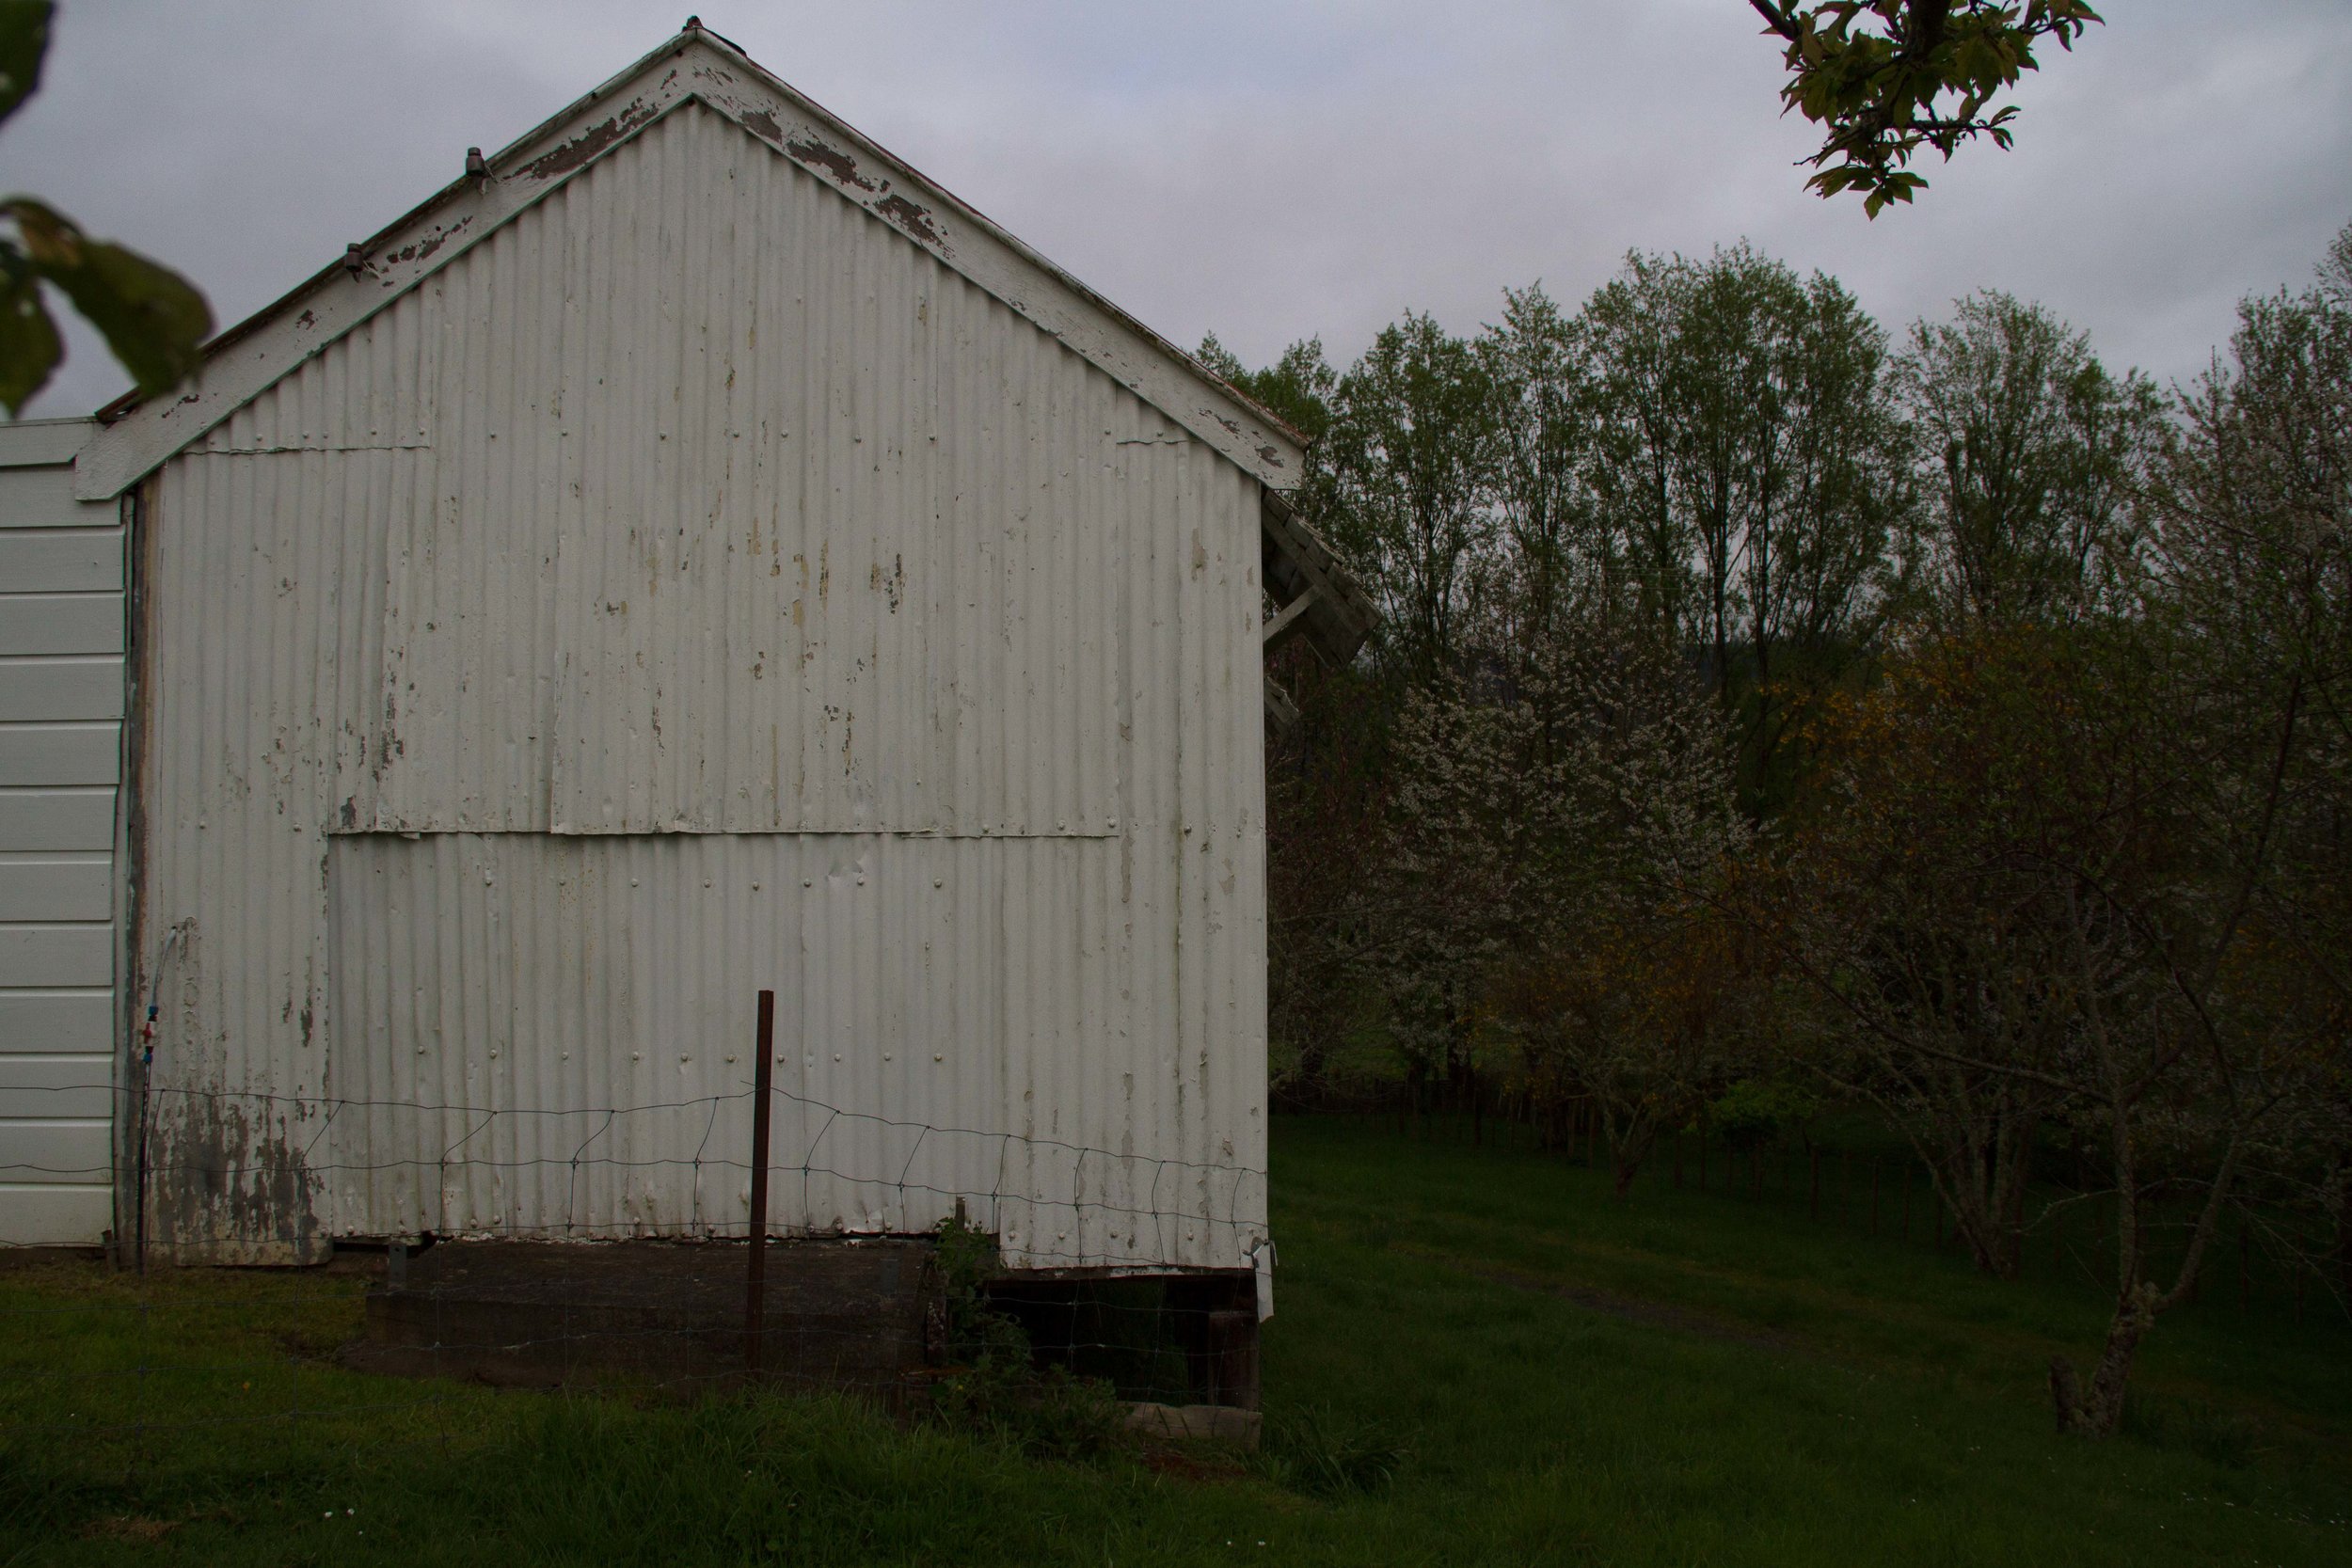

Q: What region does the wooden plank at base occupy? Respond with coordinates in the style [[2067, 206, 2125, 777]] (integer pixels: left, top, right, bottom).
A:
[[0, 1182, 110, 1244]]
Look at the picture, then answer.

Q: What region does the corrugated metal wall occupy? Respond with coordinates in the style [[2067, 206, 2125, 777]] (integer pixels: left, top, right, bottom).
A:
[[137, 103, 1268, 1269], [0, 419, 122, 1246]]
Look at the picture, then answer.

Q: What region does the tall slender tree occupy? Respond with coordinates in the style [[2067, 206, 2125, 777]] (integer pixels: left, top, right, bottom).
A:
[[1895, 292, 2161, 626], [1318, 313, 1500, 684]]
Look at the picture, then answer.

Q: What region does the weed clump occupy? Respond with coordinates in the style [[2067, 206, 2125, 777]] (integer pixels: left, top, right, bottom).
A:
[[2118, 1393, 2263, 1469], [928, 1212, 1128, 1462], [1252, 1405, 1406, 1496]]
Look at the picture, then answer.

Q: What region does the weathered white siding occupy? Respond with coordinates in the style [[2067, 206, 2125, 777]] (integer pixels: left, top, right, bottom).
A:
[[135, 104, 1268, 1268], [0, 419, 121, 1246]]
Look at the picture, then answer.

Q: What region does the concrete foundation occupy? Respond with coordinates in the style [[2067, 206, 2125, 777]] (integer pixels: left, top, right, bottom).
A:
[[350, 1240, 1263, 1418], [353, 1238, 933, 1400]]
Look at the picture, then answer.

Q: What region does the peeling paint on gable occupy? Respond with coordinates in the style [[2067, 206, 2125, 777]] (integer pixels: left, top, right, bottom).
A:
[[72, 29, 1306, 511], [784, 135, 877, 192]]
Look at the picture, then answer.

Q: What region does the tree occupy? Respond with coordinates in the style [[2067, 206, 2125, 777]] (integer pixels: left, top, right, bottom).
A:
[[1763, 225, 2351, 1422], [1479, 285, 1604, 652], [2097, 227, 2352, 1418], [1317, 313, 1500, 684], [1770, 628, 2122, 1282], [1263, 649, 1394, 1105], [1486, 619, 1758, 1196], [1198, 332, 1337, 445], [1362, 607, 1751, 1149], [1579, 254, 1700, 650], [1749, 1, 2104, 215], [1894, 292, 2160, 626], [1582, 245, 1907, 809], [0, 1, 212, 414], [1195, 336, 1387, 1105]]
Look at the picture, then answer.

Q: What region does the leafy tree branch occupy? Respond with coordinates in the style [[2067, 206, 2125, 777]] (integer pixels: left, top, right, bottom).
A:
[[0, 1, 211, 415], [1750, 1, 2103, 215]]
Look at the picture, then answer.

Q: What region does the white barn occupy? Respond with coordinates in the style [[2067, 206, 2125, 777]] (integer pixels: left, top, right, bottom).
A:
[[0, 24, 1369, 1274]]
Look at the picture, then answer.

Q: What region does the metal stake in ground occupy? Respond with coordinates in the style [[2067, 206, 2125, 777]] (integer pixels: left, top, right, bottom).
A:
[[745, 989, 777, 1373]]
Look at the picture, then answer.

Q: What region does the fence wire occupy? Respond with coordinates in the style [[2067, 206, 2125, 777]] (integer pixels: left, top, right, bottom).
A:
[[0, 1075, 1272, 1459], [8, 1074, 1269, 1271]]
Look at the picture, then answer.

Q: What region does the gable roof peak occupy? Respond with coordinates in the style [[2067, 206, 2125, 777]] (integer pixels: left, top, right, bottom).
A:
[[73, 24, 1306, 502]]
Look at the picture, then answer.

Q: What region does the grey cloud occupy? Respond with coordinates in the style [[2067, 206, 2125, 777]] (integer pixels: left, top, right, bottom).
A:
[[10, 1, 2347, 417]]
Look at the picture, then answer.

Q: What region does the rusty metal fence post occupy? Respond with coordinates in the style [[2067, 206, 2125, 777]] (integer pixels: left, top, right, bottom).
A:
[[744, 989, 776, 1373]]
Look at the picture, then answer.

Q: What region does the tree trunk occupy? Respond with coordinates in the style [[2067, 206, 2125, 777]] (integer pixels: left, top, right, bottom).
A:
[[1927, 1131, 2029, 1280], [1609, 1110, 1654, 1201], [2050, 1281, 2160, 1436]]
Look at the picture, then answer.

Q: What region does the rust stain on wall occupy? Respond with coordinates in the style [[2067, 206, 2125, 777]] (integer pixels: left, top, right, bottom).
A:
[[147, 1092, 323, 1263]]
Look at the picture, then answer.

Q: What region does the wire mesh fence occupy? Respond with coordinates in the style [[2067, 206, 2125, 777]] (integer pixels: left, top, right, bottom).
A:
[[0, 1059, 1273, 1460], [9, 1071, 1269, 1270]]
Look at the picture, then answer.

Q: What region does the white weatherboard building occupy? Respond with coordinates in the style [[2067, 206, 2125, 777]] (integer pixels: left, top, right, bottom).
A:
[[0, 25, 1368, 1271], [0, 420, 127, 1248]]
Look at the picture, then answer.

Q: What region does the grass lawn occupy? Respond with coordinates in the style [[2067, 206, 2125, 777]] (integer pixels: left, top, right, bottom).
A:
[[3, 1116, 2346, 1565]]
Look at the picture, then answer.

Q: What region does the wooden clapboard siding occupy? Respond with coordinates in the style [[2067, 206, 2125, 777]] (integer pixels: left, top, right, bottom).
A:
[[0, 420, 119, 1245]]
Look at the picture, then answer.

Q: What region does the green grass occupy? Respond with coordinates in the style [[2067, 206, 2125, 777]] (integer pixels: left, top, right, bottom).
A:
[[3, 1117, 2347, 1565]]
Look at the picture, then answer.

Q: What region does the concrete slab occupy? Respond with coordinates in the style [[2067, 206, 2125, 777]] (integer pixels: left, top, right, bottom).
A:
[[1123, 1401, 1263, 1449]]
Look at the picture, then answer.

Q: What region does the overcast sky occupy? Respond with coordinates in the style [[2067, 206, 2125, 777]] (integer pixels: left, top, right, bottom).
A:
[[9, 1, 2351, 418]]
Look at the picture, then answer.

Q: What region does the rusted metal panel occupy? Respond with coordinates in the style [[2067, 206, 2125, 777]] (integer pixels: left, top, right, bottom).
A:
[[134, 104, 1269, 1272]]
